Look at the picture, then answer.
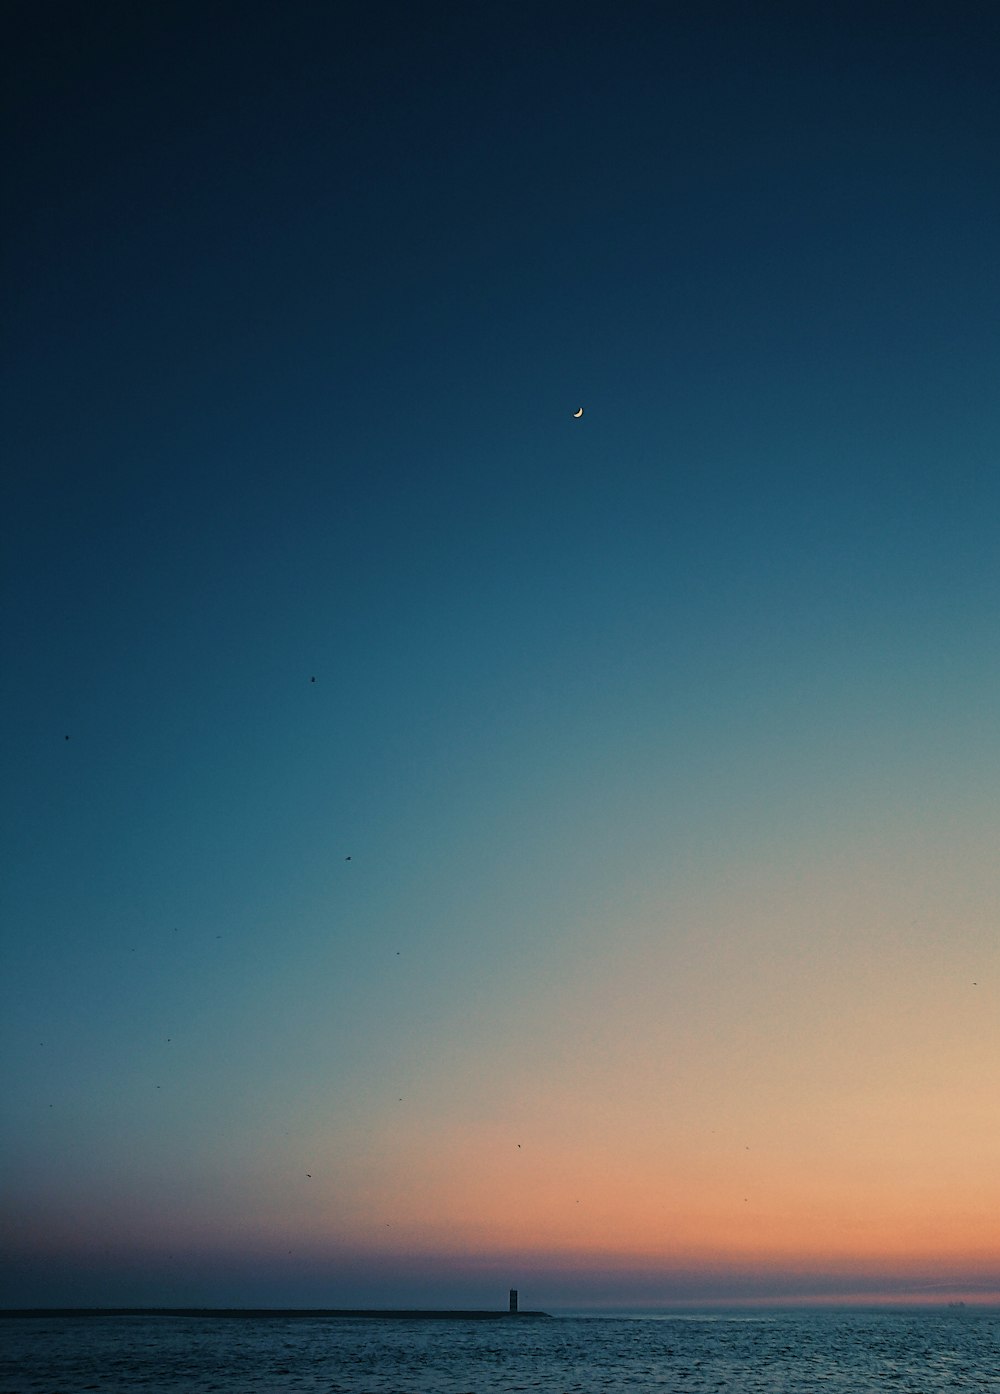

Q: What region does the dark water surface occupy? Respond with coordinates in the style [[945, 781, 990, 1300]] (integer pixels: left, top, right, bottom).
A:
[[2, 1308, 997, 1393]]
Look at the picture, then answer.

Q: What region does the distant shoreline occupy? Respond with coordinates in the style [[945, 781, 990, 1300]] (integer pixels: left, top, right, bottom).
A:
[[0, 1308, 553, 1321]]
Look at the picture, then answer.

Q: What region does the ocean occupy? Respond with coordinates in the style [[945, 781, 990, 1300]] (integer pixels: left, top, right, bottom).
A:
[[1, 1308, 997, 1393]]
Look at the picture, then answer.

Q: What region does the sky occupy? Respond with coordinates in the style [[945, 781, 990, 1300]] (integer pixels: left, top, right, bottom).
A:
[[2, 0, 999, 1310]]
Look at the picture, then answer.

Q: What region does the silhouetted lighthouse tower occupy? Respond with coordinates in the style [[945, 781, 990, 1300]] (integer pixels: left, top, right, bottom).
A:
[[509, 1288, 518, 1314]]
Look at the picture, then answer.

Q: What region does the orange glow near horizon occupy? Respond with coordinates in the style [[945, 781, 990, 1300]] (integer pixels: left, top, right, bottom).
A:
[[277, 859, 999, 1291], [7, 801, 997, 1306]]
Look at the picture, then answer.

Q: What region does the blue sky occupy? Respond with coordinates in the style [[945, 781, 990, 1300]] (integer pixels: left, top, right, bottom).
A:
[[2, 1, 999, 1308]]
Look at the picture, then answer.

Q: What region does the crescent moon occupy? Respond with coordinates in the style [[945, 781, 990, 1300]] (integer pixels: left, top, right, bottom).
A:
[[573, 407, 584, 418]]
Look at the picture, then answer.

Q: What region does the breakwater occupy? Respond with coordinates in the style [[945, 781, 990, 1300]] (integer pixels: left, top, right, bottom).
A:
[[2, 1308, 553, 1320]]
